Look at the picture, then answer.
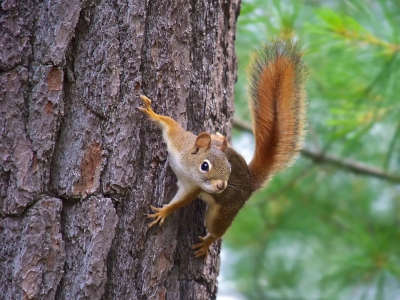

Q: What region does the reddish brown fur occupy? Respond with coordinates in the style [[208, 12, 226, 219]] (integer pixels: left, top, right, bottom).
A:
[[248, 40, 306, 191], [139, 37, 307, 258]]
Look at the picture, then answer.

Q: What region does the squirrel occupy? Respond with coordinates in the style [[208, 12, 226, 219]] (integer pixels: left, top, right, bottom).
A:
[[137, 36, 307, 258]]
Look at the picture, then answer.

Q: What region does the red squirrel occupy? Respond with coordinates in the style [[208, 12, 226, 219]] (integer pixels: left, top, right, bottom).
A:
[[138, 36, 307, 257]]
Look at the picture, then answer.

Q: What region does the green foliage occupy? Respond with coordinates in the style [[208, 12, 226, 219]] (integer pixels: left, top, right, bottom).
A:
[[220, 0, 400, 299]]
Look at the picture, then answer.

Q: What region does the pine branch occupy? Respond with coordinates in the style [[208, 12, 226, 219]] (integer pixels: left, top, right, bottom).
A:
[[232, 117, 400, 184]]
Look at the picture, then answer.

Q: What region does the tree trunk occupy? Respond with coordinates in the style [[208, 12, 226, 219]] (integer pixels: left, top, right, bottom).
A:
[[0, 0, 239, 299]]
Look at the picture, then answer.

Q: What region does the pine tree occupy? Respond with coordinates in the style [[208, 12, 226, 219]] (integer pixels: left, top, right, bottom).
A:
[[221, 0, 400, 299]]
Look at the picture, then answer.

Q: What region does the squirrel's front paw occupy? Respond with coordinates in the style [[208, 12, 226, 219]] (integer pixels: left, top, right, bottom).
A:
[[147, 205, 168, 227], [192, 235, 213, 258], [139, 95, 152, 110]]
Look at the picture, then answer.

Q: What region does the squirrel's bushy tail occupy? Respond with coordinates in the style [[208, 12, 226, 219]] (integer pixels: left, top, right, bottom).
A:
[[248, 36, 307, 192]]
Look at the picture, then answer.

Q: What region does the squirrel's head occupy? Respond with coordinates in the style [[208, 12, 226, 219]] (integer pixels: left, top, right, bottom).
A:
[[186, 132, 231, 194]]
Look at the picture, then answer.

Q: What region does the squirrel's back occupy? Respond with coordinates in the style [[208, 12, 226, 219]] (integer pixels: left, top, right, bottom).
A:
[[248, 37, 307, 191]]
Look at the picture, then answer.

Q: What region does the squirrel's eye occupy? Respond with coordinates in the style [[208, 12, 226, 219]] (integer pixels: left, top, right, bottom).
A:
[[199, 160, 211, 173]]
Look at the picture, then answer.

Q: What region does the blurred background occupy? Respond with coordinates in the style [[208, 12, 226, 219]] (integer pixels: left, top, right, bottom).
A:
[[217, 0, 400, 299]]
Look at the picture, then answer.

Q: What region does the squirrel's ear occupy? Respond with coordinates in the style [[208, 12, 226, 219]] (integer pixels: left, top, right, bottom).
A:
[[211, 132, 229, 152], [217, 137, 228, 152], [191, 132, 211, 154]]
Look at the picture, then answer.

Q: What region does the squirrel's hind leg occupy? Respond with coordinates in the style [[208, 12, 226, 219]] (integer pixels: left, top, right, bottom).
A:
[[191, 234, 218, 258]]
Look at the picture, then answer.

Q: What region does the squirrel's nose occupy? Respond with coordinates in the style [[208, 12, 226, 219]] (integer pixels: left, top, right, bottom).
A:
[[216, 181, 227, 191]]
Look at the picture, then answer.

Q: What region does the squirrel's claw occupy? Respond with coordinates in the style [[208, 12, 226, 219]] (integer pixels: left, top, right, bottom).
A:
[[191, 236, 210, 258], [147, 205, 167, 227], [138, 95, 158, 121], [147, 215, 164, 227], [136, 107, 147, 114], [139, 95, 152, 110]]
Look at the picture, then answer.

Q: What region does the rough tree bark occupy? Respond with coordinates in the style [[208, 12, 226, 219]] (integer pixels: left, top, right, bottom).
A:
[[0, 0, 239, 299]]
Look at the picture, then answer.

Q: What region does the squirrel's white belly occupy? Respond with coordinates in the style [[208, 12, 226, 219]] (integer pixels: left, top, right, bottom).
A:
[[168, 152, 192, 182]]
